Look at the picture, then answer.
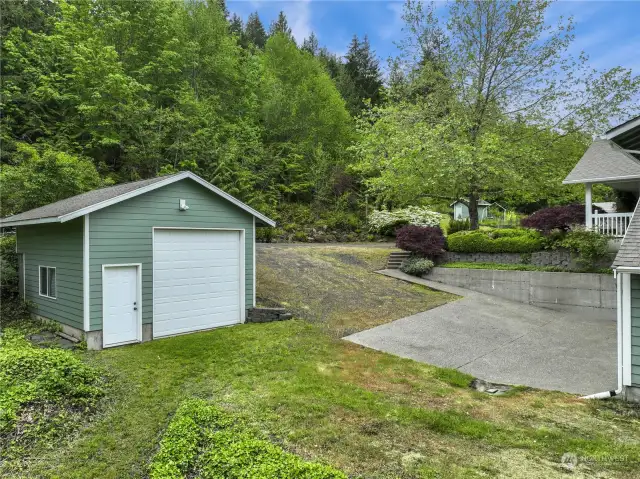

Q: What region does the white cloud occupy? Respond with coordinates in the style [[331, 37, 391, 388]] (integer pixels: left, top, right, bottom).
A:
[[286, 0, 312, 43]]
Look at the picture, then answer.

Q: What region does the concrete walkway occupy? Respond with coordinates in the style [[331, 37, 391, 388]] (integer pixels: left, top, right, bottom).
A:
[[344, 269, 617, 395]]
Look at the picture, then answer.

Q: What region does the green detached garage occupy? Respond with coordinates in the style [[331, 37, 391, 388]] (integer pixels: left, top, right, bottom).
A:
[[1, 171, 275, 349]]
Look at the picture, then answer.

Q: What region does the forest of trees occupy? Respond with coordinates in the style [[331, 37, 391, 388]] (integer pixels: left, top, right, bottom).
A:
[[1, 0, 639, 228]]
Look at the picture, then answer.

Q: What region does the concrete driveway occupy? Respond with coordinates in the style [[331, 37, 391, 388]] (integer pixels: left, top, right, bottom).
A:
[[344, 270, 617, 395]]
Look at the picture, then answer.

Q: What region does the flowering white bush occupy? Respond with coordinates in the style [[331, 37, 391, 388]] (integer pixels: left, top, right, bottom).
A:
[[368, 206, 442, 233]]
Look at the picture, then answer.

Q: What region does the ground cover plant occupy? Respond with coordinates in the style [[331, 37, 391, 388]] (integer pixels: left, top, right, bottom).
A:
[[446, 228, 544, 253], [0, 320, 106, 465], [149, 399, 346, 479]]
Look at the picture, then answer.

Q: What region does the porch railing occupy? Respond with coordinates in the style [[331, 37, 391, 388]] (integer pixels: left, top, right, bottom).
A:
[[592, 212, 633, 237]]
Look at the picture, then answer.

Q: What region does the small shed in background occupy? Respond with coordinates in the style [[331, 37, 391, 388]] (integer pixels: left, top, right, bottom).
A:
[[450, 199, 491, 220]]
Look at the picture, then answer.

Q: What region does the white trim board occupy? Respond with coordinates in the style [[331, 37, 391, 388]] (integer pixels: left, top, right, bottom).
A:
[[253, 216, 256, 308], [38, 265, 57, 299], [0, 172, 275, 227], [563, 174, 640, 185], [83, 214, 90, 331], [604, 116, 640, 141], [101, 263, 143, 348]]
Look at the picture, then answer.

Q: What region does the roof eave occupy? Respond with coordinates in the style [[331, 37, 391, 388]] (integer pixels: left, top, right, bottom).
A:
[[604, 116, 640, 140], [0, 216, 61, 228], [563, 174, 640, 185], [2, 171, 276, 228]]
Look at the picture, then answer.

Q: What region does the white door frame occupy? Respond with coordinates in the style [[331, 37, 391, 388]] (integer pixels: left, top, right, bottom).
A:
[[151, 227, 246, 336], [101, 263, 142, 348]]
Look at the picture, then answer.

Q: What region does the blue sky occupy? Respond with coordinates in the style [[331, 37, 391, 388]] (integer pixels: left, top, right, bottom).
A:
[[227, 1, 640, 76]]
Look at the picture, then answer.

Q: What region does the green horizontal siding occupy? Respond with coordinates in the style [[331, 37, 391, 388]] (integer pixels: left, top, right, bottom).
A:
[[631, 278, 640, 386], [17, 220, 84, 330], [89, 178, 254, 331]]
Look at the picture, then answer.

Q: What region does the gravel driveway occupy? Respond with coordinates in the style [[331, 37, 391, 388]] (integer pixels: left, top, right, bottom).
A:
[[345, 270, 617, 395]]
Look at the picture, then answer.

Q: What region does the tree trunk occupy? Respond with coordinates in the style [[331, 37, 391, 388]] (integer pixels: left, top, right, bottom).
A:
[[468, 192, 479, 230]]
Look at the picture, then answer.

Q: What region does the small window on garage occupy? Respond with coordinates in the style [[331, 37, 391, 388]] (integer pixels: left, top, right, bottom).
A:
[[39, 266, 56, 299]]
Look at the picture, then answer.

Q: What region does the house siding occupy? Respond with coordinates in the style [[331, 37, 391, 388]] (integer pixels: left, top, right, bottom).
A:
[[16, 220, 84, 330], [630, 276, 640, 385], [88, 179, 254, 331]]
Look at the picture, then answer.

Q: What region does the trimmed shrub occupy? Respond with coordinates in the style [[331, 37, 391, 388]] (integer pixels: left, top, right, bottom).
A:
[[400, 256, 435, 276], [521, 204, 603, 234], [447, 228, 543, 253], [396, 225, 446, 258], [556, 228, 610, 269], [447, 219, 470, 235], [368, 206, 442, 234]]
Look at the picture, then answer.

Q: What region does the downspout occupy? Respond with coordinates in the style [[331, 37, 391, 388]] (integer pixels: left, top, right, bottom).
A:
[[581, 268, 623, 400]]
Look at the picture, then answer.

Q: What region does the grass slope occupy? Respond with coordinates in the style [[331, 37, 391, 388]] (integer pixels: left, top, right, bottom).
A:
[[5, 246, 640, 478], [18, 321, 640, 479], [256, 245, 456, 336]]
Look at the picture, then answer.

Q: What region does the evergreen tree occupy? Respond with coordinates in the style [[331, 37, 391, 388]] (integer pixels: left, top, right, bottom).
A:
[[229, 13, 243, 36], [317, 48, 342, 78], [216, 0, 229, 18], [302, 32, 319, 56], [244, 12, 267, 48], [269, 11, 292, 40], [343, 35, 383, 114]]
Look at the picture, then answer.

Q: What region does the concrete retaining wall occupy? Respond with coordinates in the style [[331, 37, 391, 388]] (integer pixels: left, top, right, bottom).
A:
[[426, 268, 616, 320]]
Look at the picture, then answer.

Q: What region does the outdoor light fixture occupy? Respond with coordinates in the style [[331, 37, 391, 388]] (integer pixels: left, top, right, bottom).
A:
[[179, 199, 189, 211]]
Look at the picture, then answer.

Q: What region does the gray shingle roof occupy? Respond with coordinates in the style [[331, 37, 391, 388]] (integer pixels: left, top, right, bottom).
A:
[[563, 140, 640, 184], [613, 200, 640, 268], [1, 171, 276, 227], [1, 174, 178, 225], [450, 199, 492, 207]]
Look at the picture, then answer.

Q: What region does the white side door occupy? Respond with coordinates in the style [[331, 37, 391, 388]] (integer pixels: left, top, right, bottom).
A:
[[103, 265, 139, 347]]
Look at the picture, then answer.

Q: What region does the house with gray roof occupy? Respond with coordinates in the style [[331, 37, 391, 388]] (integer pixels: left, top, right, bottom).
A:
[[563, 116, 640, 238], [565, 115, 640, 401], [0, 171, 274, 350]]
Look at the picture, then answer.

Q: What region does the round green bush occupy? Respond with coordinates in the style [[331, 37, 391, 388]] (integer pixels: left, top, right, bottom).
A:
[[400, 256, 435, 276], [446, 228, 543, 253]]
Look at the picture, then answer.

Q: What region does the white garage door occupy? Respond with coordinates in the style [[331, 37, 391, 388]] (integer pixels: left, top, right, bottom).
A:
[[153, 229, 242, 338]]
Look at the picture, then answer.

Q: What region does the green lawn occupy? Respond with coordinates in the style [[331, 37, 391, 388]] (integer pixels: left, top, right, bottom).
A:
[[4, 246, 640, 478], [441, 261, 613, 274]]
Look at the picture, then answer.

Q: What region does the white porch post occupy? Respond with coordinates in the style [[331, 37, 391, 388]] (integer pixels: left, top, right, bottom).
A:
[[585, 182, 592, 229]]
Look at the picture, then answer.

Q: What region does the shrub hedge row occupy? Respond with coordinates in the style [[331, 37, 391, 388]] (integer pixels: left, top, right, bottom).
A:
[[446, 228, 544, 254]]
